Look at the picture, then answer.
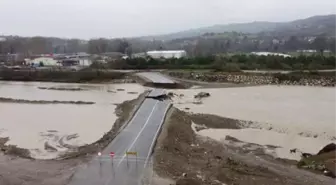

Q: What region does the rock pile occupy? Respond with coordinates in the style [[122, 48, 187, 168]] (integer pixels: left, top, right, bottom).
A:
[[168, 72, 336, 87]]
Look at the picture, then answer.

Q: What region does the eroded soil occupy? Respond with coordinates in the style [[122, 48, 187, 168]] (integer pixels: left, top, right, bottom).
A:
[[153, 108, 335, 185]]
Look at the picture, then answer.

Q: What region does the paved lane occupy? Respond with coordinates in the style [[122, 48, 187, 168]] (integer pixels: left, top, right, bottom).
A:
[[68, 89, 171, 185], [137, 72, 175, 84]]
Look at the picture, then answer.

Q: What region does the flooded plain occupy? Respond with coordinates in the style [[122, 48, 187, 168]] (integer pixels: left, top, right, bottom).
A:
[[0, 81, 145, 159], [172, 85, 336, 160]]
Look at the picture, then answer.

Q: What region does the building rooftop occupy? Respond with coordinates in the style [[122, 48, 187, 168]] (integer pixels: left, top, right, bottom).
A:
[[147, 50, 186, 54], [251, 52, 291, 58]]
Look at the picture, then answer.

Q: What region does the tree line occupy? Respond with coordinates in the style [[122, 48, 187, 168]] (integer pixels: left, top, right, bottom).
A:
[[1, 33, 335, 57], [95, 55, 336, 72]]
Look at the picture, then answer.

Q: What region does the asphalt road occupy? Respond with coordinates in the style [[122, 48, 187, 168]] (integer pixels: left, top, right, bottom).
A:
[[68, 89, 171, 185], [137, 72, 175, 84]]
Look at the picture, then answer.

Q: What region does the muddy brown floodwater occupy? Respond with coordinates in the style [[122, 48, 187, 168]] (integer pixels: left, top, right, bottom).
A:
[[171, 86, 336, 147]]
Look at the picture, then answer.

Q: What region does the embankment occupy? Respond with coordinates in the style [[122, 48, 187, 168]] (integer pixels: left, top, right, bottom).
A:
[[37, 87, 87, 91], [133, 73, 188, 89], [59, 90, 149, 159], [167, 71, 336, 87], [143, 82, 188, 89], [0, 97, 95, 105]]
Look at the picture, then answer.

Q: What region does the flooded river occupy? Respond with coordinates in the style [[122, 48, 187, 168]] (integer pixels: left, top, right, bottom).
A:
[[172, 85, 336, 160], [0, 81, 145, 159], [173, 86, 335, 135]]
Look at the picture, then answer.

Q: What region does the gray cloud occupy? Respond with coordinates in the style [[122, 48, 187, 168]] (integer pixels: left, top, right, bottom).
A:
[[0, 0, 335, 39]]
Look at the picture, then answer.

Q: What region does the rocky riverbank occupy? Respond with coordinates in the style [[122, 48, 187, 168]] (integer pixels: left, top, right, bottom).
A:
[[167, 71, 336, 87]]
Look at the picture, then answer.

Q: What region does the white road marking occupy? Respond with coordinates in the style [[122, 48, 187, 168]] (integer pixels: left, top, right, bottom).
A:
[[117, 100, 158, 166], [103, 89, 166, 185], [104, 100, 159, 185], [143, 102, 171, 168]]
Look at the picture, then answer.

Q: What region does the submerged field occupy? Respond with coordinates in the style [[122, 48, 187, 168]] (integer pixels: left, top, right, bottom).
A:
[[0, 81, 145, 159]]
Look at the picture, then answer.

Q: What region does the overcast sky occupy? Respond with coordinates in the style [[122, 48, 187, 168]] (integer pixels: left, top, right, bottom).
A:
[[0, 0, 335, 39]]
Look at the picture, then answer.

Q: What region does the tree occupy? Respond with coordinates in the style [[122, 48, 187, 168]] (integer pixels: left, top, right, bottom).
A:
[[67, 39, 81, 53], [327, 38, 335, 53], [88, 39, 109, 54], [284, 36, 300, 51], [117, 39, 130, 54], [0, 42, 3, 54], [222, 63, 241, 72], [312, 37, 327, 55], [29, 37, 52, 54], [212, 57, 225, 71], [124, 47, 132, 57]]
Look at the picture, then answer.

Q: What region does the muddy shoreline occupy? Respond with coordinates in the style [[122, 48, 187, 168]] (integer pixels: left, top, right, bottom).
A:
[[0, 97, 95, 105], [37, 87, 88, 91], [154, 108, 335, 185]]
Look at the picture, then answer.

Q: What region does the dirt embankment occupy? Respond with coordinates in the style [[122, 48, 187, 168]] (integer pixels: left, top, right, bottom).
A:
[[133, 73, 189, 89], [144, 82, 188, 89], [154, 108, 334, 185], [38, 87, 87, 91], [0, 137, 32, 159], [58, 90, 149, 159], [0, 153, 82, 185], [0, 97, 95, 105]]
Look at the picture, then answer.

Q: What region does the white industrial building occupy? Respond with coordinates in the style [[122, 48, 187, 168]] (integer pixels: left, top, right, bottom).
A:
[[26, 53, 92, 67], [26, 57, 60, 66], [251, 52, 292, 58], [146, 50, 187, 59]]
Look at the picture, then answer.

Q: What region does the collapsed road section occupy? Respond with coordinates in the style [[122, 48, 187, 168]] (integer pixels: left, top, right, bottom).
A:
[[67, 88, 171, 185], [136, 72, 184, 89]]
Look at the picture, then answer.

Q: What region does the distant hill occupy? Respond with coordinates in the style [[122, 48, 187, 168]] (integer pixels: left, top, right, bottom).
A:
[[142, 14, 336, 40], [271, 14, 336, 37]]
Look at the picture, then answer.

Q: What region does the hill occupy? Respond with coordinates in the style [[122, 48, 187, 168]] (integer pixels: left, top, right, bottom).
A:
[[142, 14, 336, 40]]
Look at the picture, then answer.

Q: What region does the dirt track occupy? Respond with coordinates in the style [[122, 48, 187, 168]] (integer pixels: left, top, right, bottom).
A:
[[153, 108, 335, 185]]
